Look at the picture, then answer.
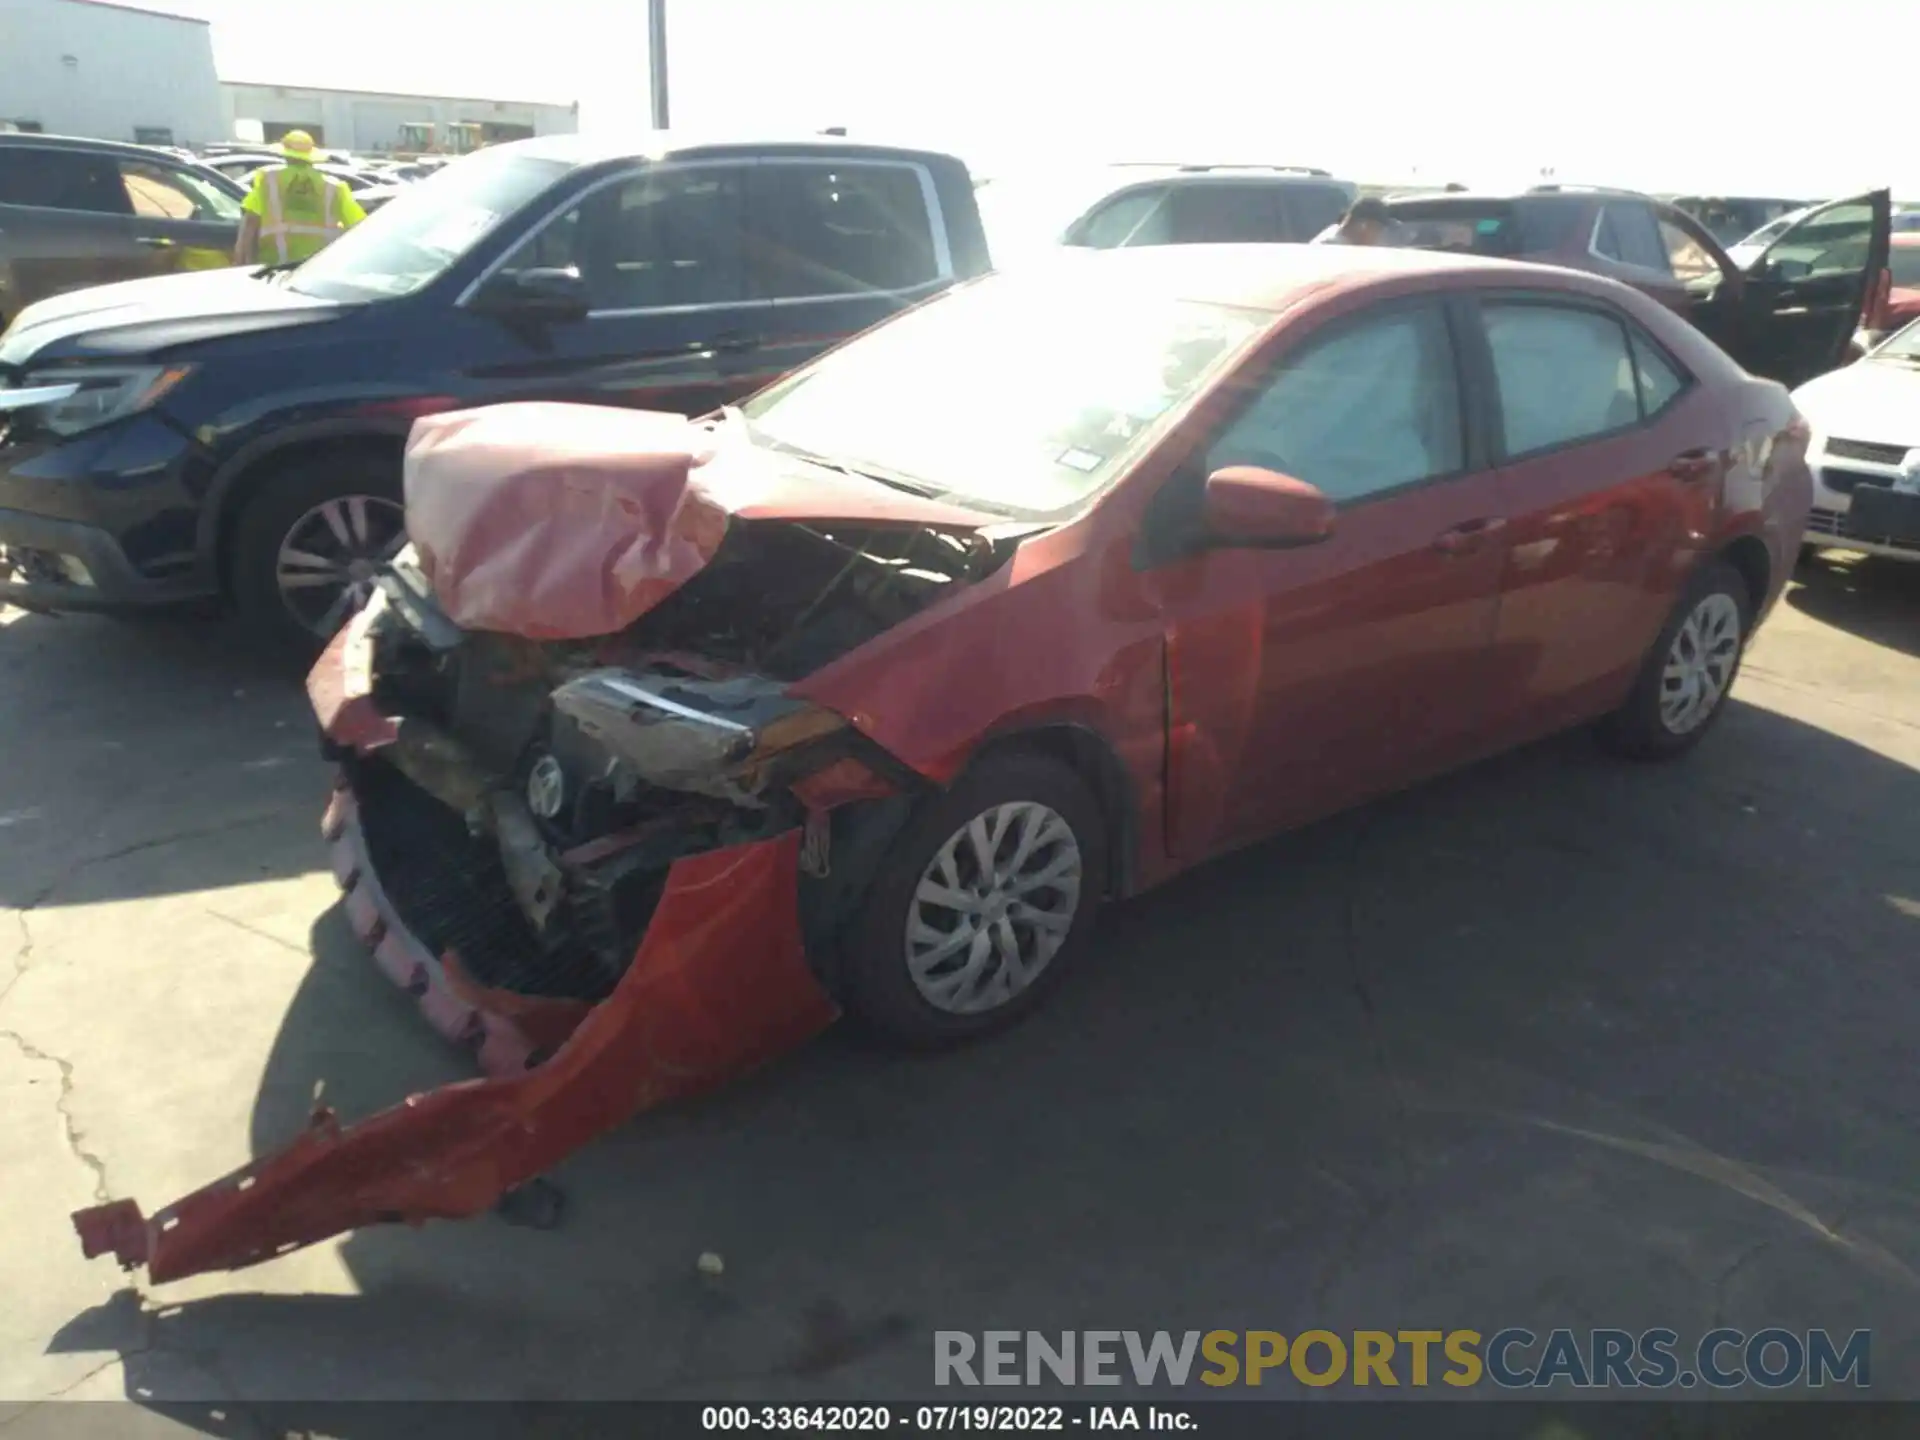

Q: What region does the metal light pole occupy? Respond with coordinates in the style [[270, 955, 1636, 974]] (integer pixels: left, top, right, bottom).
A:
[[648, 0, 670, 130]]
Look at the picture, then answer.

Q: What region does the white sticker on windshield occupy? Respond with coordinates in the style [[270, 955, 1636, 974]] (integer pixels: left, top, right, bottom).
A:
[[415, 206, 501, 257], [1057, 448, 1103, 472]]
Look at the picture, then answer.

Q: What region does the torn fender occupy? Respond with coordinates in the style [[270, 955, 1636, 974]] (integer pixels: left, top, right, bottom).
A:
[[71, 830, 837, 1285]]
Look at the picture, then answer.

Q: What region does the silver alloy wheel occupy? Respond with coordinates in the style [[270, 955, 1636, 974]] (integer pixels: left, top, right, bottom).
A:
[[1659, 591, 1743, 735], [905, 800, 1084, 1015], [275, 494, 407, 637]]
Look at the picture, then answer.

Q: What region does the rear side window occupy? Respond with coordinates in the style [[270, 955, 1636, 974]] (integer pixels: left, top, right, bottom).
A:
[[1483, 302, 1641, 456], [0, 147, 131, 214], [1594, 202, 1669, 273], [1384, 203, 1524, 257], [1165, 184, 1293, 243], [749, 161, 940, 299], [1284, 184, 1352, 238]]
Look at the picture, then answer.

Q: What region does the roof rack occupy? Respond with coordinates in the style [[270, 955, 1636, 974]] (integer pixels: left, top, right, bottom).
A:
[[1113, 162, 1334, 177]]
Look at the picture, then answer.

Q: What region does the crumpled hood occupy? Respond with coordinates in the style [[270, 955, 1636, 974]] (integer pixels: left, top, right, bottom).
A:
[[1794, 360, 1920, 452], [405, 402, 1003, 641], [0, 267, 341, 368]]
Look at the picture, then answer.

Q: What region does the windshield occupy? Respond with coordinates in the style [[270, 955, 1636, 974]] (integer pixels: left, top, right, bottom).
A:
[[740, 269, 1266, 517], [287, 150, 572, 301], [1878, 316, 1920, 360]]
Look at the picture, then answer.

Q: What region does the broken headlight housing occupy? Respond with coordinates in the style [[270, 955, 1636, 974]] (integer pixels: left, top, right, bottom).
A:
[[8, 365, 194, 438]]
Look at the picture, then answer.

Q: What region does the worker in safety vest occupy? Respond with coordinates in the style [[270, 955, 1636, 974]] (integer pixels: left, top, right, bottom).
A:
[[232, 130, 366, 266]]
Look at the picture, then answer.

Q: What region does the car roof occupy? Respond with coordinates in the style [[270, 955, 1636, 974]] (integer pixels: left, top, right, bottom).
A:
[[496, 130, 968, 170], [1018, 242, 1602, 313], [0, 132, 202, 164]]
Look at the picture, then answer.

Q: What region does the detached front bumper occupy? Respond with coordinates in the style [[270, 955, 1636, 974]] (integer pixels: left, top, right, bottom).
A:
[[72, 613, 843, 1285]]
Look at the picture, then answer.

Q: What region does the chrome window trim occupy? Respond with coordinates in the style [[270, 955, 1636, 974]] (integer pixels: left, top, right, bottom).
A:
[[455, 154, 953, 318]]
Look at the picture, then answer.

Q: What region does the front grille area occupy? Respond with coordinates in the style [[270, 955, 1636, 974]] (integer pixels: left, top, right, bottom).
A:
[[1825, 437, 1911, 465], [347, 756, 623, 1002], [1807, 505, 1920, 553]]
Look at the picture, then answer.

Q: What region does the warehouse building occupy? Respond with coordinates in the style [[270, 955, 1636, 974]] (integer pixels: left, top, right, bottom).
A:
[[0, 0, 223, 146], [219, 82, 578, 156]]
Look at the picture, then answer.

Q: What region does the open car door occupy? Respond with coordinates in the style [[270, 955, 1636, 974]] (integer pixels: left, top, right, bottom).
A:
[[1731, 190, 1891, 387]]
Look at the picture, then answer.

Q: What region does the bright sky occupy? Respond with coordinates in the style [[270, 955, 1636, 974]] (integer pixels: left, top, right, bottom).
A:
[[170, 0, 1914, 198]]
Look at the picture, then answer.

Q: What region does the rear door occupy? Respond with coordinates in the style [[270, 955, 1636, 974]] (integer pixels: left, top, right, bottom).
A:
[[111, 154, 242, 274], [1470, 293, 1722, 744], [0, 144, 147, 314], [1730, 190, 1891, 385], [744, 157, 958, 389], [454, 160, 773, 417]]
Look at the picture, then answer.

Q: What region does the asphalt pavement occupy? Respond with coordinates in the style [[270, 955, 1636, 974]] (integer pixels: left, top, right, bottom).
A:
[[1, 553, 1917, 1430]]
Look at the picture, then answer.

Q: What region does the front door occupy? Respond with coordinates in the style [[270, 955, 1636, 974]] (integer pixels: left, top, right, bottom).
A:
[[0, 145, 151, 310], [1150, 299, 1511, 855], [1470, 294, 1723, 744], [456, 161, 773, 417], [1731, 190, 1891, 386]]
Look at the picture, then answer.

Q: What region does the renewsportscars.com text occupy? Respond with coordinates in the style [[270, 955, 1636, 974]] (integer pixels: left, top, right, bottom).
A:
[[934, 1329, 1870, 1390]]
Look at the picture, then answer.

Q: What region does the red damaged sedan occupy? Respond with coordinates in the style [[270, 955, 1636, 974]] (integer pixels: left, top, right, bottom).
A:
[[76, 244, 1812, 1283]]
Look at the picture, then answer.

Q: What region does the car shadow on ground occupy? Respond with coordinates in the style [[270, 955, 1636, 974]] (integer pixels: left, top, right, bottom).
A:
[[0, 610, 323, 909], [1786, 553, 1920, 659], [45, 692, 1920, 1420]]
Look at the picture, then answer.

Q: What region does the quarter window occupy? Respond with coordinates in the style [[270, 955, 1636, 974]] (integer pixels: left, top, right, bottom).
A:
[[1207, 305, 1463, 503], [1629, 331, 1689, 417], [1484, 302, 1641, 456], [749, 162, 940, 299]]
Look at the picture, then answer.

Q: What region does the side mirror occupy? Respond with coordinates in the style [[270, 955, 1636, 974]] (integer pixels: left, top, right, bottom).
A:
[[1201, 466, 1336, 548], [470, 266, 589, 321]]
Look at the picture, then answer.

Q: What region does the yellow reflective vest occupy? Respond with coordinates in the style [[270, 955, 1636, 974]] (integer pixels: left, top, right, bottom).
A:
[[242, 163, 367, 263]]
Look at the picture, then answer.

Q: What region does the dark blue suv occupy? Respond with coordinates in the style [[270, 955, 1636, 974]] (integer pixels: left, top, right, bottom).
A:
[[0, 134, 989, 647]]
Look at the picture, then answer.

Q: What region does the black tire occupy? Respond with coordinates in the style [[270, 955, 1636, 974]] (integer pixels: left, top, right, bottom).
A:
[[1598, 559, 1752, 762], [836, 749, 1108, 1049], [229, 452, 405, 656]]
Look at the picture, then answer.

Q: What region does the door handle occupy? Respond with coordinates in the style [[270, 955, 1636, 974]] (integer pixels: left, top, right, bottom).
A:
[[134, 236, 175, 248], [1668, 448, 1717, 481], [1432, 517, 1506, 556]]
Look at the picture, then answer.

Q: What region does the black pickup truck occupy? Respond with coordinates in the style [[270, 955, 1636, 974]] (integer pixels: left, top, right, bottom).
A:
[[0, 134, 989, 647]]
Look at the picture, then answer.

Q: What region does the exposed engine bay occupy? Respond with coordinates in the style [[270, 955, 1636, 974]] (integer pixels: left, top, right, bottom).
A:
[[343, 518, 1004, 1007]]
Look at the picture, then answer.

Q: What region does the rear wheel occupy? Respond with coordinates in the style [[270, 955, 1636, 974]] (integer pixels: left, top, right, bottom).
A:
[[836, 751, 1107, 1048], [1598, 560, 1751, 761], [230, 454, 406, 654]]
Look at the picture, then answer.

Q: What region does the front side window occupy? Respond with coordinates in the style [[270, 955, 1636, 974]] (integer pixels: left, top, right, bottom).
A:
[[1757, 201, 1876, 283], [1207, 305, 1464, 502], [1074, 187, 1170, 248], [118, 159, 241, 223], [740, 270, 1264, 516], [1483, 301, 1640, 457], [749, 162, 939, 299], [0, 148, 129, 214], [550, 165, 749, 310], [289, 149, 571, 301]]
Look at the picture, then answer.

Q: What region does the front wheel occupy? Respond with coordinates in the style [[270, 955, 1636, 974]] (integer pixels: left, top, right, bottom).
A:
[[1598, 560, 1751, 761], [229, 455, 407, 654], [836, 751, 1108, 1048]]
